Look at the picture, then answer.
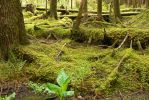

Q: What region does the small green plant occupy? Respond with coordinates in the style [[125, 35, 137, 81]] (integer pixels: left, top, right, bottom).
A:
[[0, 92, 16, 100], [46, 69, 74, 100]]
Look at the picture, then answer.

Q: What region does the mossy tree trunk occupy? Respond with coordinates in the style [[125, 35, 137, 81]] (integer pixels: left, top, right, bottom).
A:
[[72, 0, 85, 31], [48, 0, 58, 19], [113, 0, 121, 20], [0, 0, 27, 60], [83, 0, 88, 19], [145, 0, 149, 8], [132, 0, 137, 8], [97, 0, 102, 20]]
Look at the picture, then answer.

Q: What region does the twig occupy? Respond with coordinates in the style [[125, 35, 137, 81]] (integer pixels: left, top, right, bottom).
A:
[[117, 55, 127, 71], [130, 39, 133, 48], [119, 90, 124, 100], [111, 40, 118, 48], [98, 45, 111, 48], [137, 40, 144, 55], [111, 33, 128, 57], [117, 33, 129, 49]]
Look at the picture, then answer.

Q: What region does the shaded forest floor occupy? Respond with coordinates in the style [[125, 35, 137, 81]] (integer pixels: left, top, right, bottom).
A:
[[0, 10, 149, 100]]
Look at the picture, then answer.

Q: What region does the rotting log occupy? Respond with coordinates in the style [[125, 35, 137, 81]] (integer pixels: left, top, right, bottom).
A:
[[59, 12, 140, 20], [22, 6, 143, 14]]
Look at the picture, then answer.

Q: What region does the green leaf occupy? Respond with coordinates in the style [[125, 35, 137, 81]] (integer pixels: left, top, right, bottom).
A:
[[61, 77, 70, 92], [6, 92, 16, 100], [46, 83, 60, 95], [57, 69, 69, 87], [63, 91, 74, 97], [0, 97, 2, 100]]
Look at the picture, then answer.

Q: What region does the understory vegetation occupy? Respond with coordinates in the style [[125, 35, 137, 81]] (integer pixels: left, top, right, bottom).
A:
[[0, 1, 149, 100]]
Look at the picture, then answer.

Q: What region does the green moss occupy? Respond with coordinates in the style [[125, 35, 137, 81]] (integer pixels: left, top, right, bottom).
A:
[[25, 17, 72, 38], [11, 39, 147, 95], [23, 11, 34, 18], [74, 27, 149, 47], [125, 9, 149, 28]]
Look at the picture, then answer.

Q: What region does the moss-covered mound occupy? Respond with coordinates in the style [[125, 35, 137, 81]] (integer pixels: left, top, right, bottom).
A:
[[125, 9, 149, 28], [15, 39, 149, 97], [24, 15, 72, 39], [72, 26, 149, 48]]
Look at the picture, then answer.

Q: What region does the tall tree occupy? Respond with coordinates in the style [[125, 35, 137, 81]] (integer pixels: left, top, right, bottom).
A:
[[113, 0, 121, 20], [48, 0, 58, 19], [0, 0, 27, 60], [72, 0, 85, 32], [145, 0, 149, 8], [97, 0, 102, 20], [83, 0, 88, 19]]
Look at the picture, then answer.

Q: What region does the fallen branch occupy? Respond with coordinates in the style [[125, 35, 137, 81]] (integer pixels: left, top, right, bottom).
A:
[[117, 33, 129, 50], [111, 40, 118, 48], [130, 39, 133, 48], [111, 33, 128, 57], [98, 45, 111, 49], [101, 53, 129, 90], [119, 90, 124, 100], [137, 40, 144, 55]]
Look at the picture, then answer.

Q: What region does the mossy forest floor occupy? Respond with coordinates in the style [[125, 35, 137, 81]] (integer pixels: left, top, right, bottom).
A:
[[0, 10, 149, 100]]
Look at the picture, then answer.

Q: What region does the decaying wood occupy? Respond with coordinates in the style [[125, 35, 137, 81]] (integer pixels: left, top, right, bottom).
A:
[[98, 45, 111, 48], [46, 33, 58, 41], [119, 90, 124, 100], [111, 40, 118, 48], [117, 55, 127, 71], [111, 33, 128, 56], [101, 54, 128, 91], [117, 33, 129, 49], [137, 40, 144, 55], [130, 39, 133, 48]]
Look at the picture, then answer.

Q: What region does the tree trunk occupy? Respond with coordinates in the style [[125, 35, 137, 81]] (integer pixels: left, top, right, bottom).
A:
[[0, 0, 27, 60], [46, 0, 48, 14], [113, 0, 121, 20], [48, 0, 57, 19], [145, 0, 149, 8], [72, 0, 85, 31], [97, 0, 102, 20], [71, 0, 73, 9], [83, 0, 88, 19]]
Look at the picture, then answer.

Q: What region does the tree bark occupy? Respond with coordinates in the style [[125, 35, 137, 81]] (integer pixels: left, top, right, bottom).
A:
[[0, 0, 27, 60], [113, 0, 121, 20], [83, 0, 88, 19], [72, 0, 85, 31], [48, 0, 58, 19], [97, 0, 102, 20], [145, 0, 149, 8]]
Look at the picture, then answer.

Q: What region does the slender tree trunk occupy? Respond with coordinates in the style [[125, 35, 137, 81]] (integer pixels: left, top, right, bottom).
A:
[[71, 0, 73, 9], [72, 0, 85, 31], [97, 0, 102, 20], [46, 0, 48, 14], [113, 0, 121, 20], [83, 0, 88, 19], [132, 0, 137, 8], [0, 0, 27, 60], [145, 0, 149, 8], [48, 0, 57, 19]]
